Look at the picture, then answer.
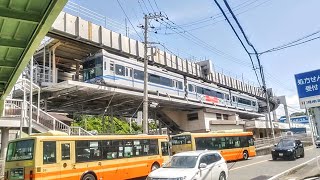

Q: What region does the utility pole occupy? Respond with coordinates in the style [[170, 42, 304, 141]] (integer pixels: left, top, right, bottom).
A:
[[125, 18, 128, 37], [141, 13, 166, 134], [260, 66, 275, 140], [306, 107, 316, 146]]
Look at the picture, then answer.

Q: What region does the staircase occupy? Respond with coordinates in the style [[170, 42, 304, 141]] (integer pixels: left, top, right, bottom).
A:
[[1, 78, 92, 136], [156, 109, 182, 134]]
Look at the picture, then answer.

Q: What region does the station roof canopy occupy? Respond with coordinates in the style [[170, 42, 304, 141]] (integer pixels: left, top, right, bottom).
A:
[[0, 0, 68, 113]]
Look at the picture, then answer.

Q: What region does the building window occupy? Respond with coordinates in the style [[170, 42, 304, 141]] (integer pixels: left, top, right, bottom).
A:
[[216, 113, 222, 120], [187, 113, 198, 121], [223, 114, 229, 120], [43, 141, 56, 164]]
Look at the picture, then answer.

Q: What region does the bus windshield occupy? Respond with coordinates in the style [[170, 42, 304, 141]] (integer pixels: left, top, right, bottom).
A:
[[172, 135, 192, 145], [6, 139, 34, 161]]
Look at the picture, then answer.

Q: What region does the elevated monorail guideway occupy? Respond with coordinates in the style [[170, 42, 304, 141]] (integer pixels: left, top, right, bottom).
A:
[[0, 0, 68, 113], [45, 11, 279, 113]]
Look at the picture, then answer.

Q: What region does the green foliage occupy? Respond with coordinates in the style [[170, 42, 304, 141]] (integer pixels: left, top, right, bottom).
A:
[[72, 115, 142, 134]]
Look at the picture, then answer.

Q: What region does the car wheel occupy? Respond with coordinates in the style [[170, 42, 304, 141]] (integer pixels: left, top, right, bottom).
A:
[[243, 151, 249, 160], [301, 151, 305, 158], [291, 151, 297, 161], [151, 163, 160, 171], [82, 174, 96, 180], [219, 172, 226, 180]]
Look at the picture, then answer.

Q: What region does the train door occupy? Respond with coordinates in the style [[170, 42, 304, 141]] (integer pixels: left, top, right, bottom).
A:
[[232, 96, 238, 108], [109, 60, 115, 81], [224, 93, 231, 106], [125, 67, 133, 86]]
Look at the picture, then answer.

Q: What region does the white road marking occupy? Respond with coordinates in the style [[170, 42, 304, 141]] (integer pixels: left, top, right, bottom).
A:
[[268, 156, 320, 180]]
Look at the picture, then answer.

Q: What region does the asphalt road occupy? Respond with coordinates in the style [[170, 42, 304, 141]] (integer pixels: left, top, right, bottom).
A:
[[227, 146, 320, 180]]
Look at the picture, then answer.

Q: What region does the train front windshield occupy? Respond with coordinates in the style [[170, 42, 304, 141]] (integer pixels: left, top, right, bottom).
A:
[[83, 57, 103, 81]]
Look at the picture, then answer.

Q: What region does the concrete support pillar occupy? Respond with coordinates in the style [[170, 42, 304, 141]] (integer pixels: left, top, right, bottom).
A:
[[49, 50, 51, 83], [76, 62, 80, 81], [1, 128, 9, 159], [52, 48, 56, 83], [313, 107, 320, 136]]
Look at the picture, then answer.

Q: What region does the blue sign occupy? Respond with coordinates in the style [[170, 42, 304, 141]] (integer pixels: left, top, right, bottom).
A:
[[279, 116, 309, 124], [295, 69, 320, 98]]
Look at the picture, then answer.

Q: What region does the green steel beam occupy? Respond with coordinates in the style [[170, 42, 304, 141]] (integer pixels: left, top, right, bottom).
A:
[[0, 7, 41, 24], [0, 60, 16, 68], [0, 39, 26, 49], [0, 0, 68, 115]]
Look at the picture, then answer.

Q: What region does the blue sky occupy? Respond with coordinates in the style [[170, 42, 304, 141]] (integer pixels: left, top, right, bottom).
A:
[[68, 0, 320, 117]]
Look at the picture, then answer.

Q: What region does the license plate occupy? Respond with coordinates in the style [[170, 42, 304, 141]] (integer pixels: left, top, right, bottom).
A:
[[279, 153, 283, 156]]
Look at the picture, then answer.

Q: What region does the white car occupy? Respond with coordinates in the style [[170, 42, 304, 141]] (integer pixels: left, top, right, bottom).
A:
[[147, 150, 228, 180]]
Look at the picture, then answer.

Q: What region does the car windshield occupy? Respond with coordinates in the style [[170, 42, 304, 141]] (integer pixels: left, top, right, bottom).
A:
[[163, 156, 198, 168], [277, 140, 295, 148]]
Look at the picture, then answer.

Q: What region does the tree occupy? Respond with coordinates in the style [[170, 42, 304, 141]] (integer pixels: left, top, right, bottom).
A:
[[72, 115, 142, 134]]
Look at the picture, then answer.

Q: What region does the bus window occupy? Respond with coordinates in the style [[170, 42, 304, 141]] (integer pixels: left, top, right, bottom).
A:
[[124, 140, 133, 158], [172, 135, 191, 145], [161, 141, 170, 156], [43, 141, 56, 164], [61, 143, 71, 160], [6, 140, 34, 161]]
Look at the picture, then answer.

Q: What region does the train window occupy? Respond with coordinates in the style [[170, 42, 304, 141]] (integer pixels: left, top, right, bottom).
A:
[[160, 76, 172, 87], [238, 98, 251, 105], [149, 74, 161, 84], [178, 81, 183, 89], [115, 64, 125, 76], [134, 69, 144, 80], [204, 88, 212, 96], [252, 101, 256, 106], [110, 61, 114, 72], [232, 96, 236, 102], [197, 86, 203, 94], [216, 92, 223, 99], [225, 94, 230, 100], [188, 84, 194, 92]]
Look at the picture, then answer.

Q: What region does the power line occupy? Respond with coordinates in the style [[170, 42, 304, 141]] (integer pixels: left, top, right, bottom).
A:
[[260, 35, 320, 55], [147, 0, 156, 13], [153, 0, 161, 12], [116, 0, 143, 41], [214, 0, 262, 86]]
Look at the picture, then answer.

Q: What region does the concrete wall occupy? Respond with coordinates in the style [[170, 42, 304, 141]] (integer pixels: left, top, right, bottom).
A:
[[210, 124, 244, 131]]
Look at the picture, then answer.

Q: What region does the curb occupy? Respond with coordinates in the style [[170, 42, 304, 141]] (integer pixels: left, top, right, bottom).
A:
[[268, 156, 319, 180]]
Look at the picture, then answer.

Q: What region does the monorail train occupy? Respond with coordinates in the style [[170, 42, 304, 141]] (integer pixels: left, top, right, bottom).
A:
[[83, 50, 258, 112]]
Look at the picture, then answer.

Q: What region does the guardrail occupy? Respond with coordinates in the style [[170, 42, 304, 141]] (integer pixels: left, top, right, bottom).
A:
[[255, 134, 312, 149]]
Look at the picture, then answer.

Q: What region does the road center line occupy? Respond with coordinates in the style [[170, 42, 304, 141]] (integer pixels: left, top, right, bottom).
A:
[[229, 147, 314, 171]]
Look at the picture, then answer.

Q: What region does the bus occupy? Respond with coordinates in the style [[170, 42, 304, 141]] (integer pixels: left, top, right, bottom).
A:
[[4, 131, 170, 180], [171, 131, 256, 161]]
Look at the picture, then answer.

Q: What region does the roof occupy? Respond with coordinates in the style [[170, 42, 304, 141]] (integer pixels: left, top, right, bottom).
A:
[[0, 0, 68, 113], [48, 112, 73, 122], [173, 150, 219, 157]]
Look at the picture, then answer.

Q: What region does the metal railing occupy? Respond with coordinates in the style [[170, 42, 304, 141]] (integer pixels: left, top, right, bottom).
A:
[[255, 134, 313, 149], [3, 78, 93, 136], [3, 99, 23, 117]]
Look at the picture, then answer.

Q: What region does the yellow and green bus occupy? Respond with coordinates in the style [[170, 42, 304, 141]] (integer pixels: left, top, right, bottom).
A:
[[171, 131, 256, 161], [4, 131, 170, 180]]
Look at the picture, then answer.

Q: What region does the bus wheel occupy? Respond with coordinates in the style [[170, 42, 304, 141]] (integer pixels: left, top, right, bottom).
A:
[[151, 163, 160, 171], [243, 151, 249, 160], [82, 173, 96, 180]]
